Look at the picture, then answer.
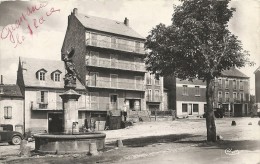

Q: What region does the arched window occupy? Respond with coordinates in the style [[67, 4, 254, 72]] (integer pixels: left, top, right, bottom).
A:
[[36, 69, 47, 81]]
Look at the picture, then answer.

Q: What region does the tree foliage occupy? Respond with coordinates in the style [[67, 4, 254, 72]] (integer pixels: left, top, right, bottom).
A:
[[145, 0, 254, 142], [145, 0, 253, 81]]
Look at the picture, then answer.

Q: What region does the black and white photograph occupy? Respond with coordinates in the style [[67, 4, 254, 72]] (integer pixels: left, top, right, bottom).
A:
[[0, 0, 259, 163]]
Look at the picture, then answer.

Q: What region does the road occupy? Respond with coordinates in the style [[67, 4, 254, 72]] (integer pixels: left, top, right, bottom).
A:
[[1, 117, 260, 164]]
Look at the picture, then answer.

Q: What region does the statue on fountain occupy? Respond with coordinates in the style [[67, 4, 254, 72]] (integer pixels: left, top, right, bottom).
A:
[[62, 47, 77, 89]]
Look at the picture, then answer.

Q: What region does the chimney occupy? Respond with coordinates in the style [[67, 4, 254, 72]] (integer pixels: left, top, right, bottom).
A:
[[124, 17, 129, 26], [73, 8, 78, 15], [0, 75, 3, 85]]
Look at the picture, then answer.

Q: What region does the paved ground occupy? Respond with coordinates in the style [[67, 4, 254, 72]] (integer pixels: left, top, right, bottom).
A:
[[0, 117, 259, 164]]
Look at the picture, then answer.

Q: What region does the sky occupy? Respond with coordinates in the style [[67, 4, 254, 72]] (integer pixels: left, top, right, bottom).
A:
[[0, 0, 259, 94]]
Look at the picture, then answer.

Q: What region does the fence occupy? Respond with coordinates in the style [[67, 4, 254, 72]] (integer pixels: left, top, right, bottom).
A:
[[150, 110, 176, 121]]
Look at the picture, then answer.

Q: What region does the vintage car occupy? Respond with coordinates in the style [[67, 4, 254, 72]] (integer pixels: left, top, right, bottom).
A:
[[0, 124, 23, 145]]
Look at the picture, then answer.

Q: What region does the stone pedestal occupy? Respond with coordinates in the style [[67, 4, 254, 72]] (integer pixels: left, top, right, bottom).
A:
[[60, 89, 81, 134]]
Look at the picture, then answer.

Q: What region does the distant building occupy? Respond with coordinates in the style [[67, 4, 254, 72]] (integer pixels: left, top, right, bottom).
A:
[[0, 75, 24, 133], [215, 68, 250, 117], [165, 78, 206, 118], [16, 57, 86, 133], [145, 73, 165, 111], [254, 66, 260, 111], [165, 68, 250, 117]]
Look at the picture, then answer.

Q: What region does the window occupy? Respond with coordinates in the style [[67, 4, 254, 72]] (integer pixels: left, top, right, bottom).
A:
[[240, 93, 244, 101], [54, 73, 60, 82], [51, 70, 62, 82], [37, 91, 48, 108], [154, 90, 160, 101], [4, 106, 12, 119], [240, 80, 243, 90], [218, 79, 222, 88], [135, 76, 143, 90], [182, 104, 188, 113], [233, 80, 237, 90], [155, 77, 160, 86], [183, 85, 188, 95], [218, 91, 222, 101], [233, 92, 237, 100], [89, 72, 98, 86], [225, 79, 229, 89], [90, 92, 99, 110], [36, 69, 47, 81], [111, 74, 118, 88], [225, 92, 229, 102], [147, 89, 152, 101], [193, 104, 199, 113], [39, 71, 45, 81], [146, 73, 152, 85], [195, 86, 200, 96]]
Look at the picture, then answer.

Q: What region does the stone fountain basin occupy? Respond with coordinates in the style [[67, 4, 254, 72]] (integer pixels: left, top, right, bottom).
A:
[[34, 132, 106, 154]]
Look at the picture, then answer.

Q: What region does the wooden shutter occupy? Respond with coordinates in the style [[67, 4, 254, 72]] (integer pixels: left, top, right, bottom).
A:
[[36, 91, 41, 103]]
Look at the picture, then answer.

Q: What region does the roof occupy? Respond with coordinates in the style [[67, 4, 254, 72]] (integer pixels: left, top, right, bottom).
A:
[[19, 57, 85, 90], [0, 84, 23, 98], [75, 13, 145, 40], [254, 66, 260, 74], [221, 67, 249, 78]]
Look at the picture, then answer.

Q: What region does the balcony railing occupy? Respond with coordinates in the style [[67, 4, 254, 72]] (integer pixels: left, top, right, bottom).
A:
[[87, 79, 145, 91], [87, 58, 146, 72], [146, 96, 162, 102], [86, 39, 145, 54]]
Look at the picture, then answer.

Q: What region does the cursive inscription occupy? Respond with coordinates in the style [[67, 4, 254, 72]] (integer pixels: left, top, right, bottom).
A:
[[0, 2, 60, 48]]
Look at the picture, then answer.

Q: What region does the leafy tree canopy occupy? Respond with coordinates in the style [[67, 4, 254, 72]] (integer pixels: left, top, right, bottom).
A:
[[145, 0, 253, 81]]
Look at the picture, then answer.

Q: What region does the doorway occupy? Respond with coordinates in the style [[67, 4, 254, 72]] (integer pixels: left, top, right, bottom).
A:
[[110, 94, 118, 110], [48, 113, 63, 133], [188, 104, 192, 115]]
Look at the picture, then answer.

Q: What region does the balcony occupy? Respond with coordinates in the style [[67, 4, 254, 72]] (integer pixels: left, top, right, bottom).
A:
[[86, 39, 145, 54], [87, 79, 145, 91], [87, 58, 146, 72], [146, 96, 162, 102]]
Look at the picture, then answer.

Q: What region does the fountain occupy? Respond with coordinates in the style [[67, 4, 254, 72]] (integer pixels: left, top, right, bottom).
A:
[[34, 48, 106, 154]]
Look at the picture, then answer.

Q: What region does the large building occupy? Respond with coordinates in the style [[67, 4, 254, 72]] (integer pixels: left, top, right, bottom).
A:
[[62, 8, 165, 117], [165, 68, 250, 117], [214, 68, 250, 117], [16, 57, 86, 133], [255, 66, 260, 111], [0, 76, 24, 133]]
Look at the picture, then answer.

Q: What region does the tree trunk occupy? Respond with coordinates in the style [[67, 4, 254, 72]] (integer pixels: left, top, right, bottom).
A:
[[206, 78, 217, 142]]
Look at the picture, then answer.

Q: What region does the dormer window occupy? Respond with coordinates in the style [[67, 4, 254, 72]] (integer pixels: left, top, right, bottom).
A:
[[36, 69, 47, 81], [51, 70, 62, 82]]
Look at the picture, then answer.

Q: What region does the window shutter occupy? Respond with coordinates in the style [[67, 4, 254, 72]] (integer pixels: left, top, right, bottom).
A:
[[36, 91, 41, 103]]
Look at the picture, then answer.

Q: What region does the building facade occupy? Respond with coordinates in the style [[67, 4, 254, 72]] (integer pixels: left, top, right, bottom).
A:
[[62, 8, 165, 119], [145, 73, 165, 111], [16, 57, 87, 133], [165, 68, 250, 117], [174, 78, 206, 118], [215, 68, 250, 117], [0, 80, 24, 133], [254, 66, 260, 112]]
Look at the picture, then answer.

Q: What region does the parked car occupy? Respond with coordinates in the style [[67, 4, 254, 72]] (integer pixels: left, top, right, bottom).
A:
[[0, 124, 23, 145]]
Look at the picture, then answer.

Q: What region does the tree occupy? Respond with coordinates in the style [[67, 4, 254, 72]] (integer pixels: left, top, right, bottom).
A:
[[145, 0, 253, 142]]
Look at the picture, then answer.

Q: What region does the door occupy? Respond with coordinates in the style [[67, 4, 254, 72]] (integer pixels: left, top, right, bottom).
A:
[[110, 95, 118, 110], [110, 74, 118, 88], [234, 104, 243, 117], [111, 54, 118, 68], [90, 72, 98, 86], [188, 104, 192, 115], [48, 113, 63, 133]]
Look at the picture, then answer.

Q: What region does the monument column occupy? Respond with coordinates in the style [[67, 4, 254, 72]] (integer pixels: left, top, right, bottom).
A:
[[60, 89, 81, 134]]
